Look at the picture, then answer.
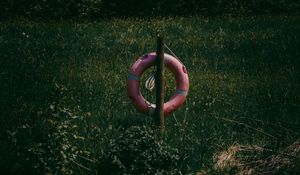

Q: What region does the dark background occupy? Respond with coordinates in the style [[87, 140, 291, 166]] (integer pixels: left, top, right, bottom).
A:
[[1, 0, 300, 20]]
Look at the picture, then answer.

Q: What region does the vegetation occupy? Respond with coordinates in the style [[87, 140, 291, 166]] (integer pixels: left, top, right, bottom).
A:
[[1, 0, 300, 20], [0, 15, 300, 174]]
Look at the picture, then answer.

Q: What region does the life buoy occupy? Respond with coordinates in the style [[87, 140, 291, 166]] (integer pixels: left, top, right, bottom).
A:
[[127, 52, 189, 116]]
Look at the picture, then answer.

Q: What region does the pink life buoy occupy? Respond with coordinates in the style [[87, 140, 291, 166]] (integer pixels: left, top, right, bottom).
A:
[[126, 52, 189, 116]]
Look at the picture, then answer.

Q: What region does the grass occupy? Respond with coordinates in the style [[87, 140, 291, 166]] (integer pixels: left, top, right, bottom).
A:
[[0, 15, 300, 174]]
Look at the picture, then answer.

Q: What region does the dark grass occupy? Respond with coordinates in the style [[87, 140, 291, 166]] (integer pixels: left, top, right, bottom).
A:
[[0, 15, 300, 174]]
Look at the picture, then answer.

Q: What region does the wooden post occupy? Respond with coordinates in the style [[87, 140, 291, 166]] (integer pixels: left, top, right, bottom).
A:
[[154, 35, 165, 133]]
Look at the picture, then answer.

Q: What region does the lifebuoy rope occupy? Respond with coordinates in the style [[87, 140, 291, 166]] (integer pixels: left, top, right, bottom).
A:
[[145, 71, 155, 92], [164, 43, 180, 60], [164, 43, 189, 122], [145, 43, 182, 92]]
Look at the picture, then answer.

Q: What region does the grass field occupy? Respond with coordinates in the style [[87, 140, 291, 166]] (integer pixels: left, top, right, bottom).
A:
[[0, 15, 300, 174]]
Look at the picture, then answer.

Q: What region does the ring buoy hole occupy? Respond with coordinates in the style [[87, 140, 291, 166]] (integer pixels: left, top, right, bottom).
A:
[[141, 64, 177, 106]]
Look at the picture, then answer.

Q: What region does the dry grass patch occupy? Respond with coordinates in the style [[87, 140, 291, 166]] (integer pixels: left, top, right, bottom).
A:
[[214, 139, 300, 174]]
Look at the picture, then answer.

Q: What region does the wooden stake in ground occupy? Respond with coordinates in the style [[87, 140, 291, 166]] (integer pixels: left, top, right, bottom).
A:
[[154, 35, 165, 133]]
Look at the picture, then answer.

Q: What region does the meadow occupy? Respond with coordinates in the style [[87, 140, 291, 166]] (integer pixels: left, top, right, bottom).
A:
[[0, 15, 300, 174]]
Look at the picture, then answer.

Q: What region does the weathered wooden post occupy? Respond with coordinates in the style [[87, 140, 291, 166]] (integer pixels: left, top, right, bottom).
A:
[[154, 34, 165, 133]]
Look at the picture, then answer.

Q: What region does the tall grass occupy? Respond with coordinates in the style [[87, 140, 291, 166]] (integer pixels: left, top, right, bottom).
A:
[[0, 15, 299, 174]]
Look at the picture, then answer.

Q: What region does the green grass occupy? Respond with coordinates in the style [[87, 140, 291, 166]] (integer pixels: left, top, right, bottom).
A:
[[0, 15, 300, 174]]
